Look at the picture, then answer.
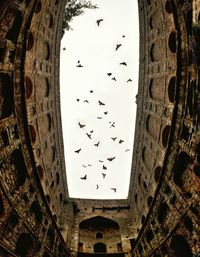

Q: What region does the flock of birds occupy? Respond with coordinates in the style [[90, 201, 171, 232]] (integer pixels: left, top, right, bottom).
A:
[[62, 17, 134, 195]]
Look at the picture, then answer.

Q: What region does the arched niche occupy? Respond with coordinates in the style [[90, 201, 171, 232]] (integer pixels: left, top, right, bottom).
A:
[[149, 77, 164, 101], [47, 227, 55, 245], [11, 149, 27, 187], [30, 201, 43, 223], [168, 76, 176, 103], [4, 213, 19, 234], [27, 32, 34, 51], [0, 194, 5, 216], [170, 235, 192, 257], [15, 233, 35, 257], [6, 11, 22, 43], [142, 147, 154, 171], [29, 124, 37, 144], [94, 243, 107, 253], [44, 42, 50, 60], [146, 114, 160, 140], [0, 73, 14, 119], [172, 151, 190, 187], [145, 228, 153, 243], [80, 216, 119, 230], [25, 76, 33, 99], [162, 125, 171, 147], [157, 202, 169, 224], [168, 31, 177, 53], [165, 0, 173, 13], [35, 1, 42, 13], [96, 232, 103, 238], [37, 165, 44, 181], [154, 166, 161, 183]]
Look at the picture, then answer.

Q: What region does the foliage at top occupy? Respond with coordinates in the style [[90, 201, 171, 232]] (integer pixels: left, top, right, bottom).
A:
[[62, 0, 98, 37]]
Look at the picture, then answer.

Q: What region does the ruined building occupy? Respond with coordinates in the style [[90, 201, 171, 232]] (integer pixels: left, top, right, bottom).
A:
[[0, 0, 200, 256]]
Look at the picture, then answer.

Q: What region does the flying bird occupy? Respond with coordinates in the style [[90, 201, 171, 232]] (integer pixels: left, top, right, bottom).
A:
[[112, 77, 116, 81], [99, 160, 104, 163], [111, 137, 117, 141], [82, 164, 87, 168], [107, 157, 116, 162], [115, 44, 122, 51], [88, 164, 92, 167], [119, 62, 127, 66], [84, 100, 89, 103], [119, 139, 124, 144], [111, 188, 117, 192], [75, 148, 81, 153], [109, 122, 115, 128], [76, 99, 80, 102], [90, 130, 94, 134], [102, 165, 107, 170], [127, 79, 132, 83], [98, 100, 105, 106], [86, 133, 92, 139], [107, 72, 112, 76], [97, 117, 103, 119], [104, 111, 108, 115], [94, 141, 100, 147], [102, 173, 106, 178], [80, 175, 87, 180], [78, 122, 86, 128], [63, 47, 66, 50], [76, 64, 83, 68], [90, 90, 93, 93], [96, 19, 103, 26], [96, 184, 99, 189], [125, 149, 130, 152], [122, 35, 125, 38]]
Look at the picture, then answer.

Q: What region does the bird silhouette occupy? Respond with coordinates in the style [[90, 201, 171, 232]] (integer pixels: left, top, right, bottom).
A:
[[109, 122, 115, 128], [76, 64, 83, 68], [119, 139, 124, 144], [94, 141, 100, 147], [78, 122, 86, 128], [90, 130, 94, 134], [88, 164, 92, 166], [98, 100, 105, 106], [96, 19, 103, 26], [90, 90, 93, 93], [125, 149, 130, 152], [107, 157, 116, 162], [76, 99, 80, 102], [99, 160, 104, 163], [111, 188, 116, 192], [122, 35, 125, 38], [112, 77, 116, 81], [97, 117, 103, 119], [82, 164, 87, 168], [80, 175, 87, 180], [111, 137, 117, 141], [115, 44, 122, 51], [127, 79, 132, 82], [102, 165, 107, 170], [104, 111, 108, 115], [102, 173, 106, 178], [119, 62, 127, 66], [107, 72, 112, 76], [86, 133, 92, 139], [75, 148, 81, 153], [63, 47, 66, 50], [96, 184, 99, 189], [84, 100, 89, 103]]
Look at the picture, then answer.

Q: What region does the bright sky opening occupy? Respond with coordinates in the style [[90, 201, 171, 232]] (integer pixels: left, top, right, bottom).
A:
[[60, 0, 139, 199]]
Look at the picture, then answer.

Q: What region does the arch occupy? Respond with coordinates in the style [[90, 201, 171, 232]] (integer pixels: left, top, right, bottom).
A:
[[168, 76, 176, 103], [35, 1, 42, 13], [47, 227, 55, 245], [194, 165, 200, 177], [27, 32, 34, 51], [168, 31, 177, 53], [30, 201, 42, 223], [184, 216, 193, 232], [37, 165, 44, 181], [80, 216, 119, 230], [44, 42, 50, 60], [45, 77, 50, 97], [147, 196, 153, 207], [0, 194, 4, 216], [149, 77, 164, 101], [157, 202, 169, 224], [150, 44, 156, 62], [11, 149, 27, 187], [15, 233, 34, 257], [196, 143, 200, 162], [47, 114, 52, 131], [25, 76, 33, 99], [6, 11, 23, 43], [173, 151, 190, 187], [165, 0, 173, 13], [146, 228, 153, 243], [0, 73, 14, 119], [29, 124, 36, 144], [96, 232, 103, 238], [154, 166, 161, 182], [162, 125, 170, 147], [170, 235, 192, 257], [146, 114, 160, 140], [5, 214, 19, 233], [59, 193, 63, 203], [94, 243, 107, 253], [142, 147, 154, 171], [56, 172, 59, 185]]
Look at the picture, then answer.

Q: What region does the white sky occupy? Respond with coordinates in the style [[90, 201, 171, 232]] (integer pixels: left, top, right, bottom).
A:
[[60, 0, 139, 199]]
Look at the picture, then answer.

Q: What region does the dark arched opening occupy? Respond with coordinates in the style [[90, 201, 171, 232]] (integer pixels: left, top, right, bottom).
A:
[[15, 233, 35, 257], [6, 11, 23, 43], [170, 235, 192, 257], [30, 201, 42, 223], [94, 243, 107, 253], [11, 149, 27, 187], [96, 232, 103, 238], [157, 202, 169, 224]]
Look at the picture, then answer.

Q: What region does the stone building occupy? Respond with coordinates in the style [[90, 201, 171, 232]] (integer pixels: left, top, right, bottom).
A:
[[0, 0, 199, 256]]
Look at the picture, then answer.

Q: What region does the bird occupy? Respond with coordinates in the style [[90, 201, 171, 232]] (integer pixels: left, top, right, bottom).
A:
[[84, 100, 89, 103], [78, 122, 86, 128], [98, 100, 105, 106], [107, 157, 116, 162], [94, 141, 100, 147], [86, 133, 92, 139], [102, 165, 107, 170], [96, 19, 103, 26], [104, 111, 108, 115], [109, 122, 115, 128], [63, 47, 66, 50], [90, 90, 93, 93], [127, 79, 132, 82], [107, 72, 112, 76], [111, 188, 117, 192], [112, 77, 116, 81], [119, 139, 124, 144], [99, 160, 104, 163], [90, 130, 94, 134], [115, 44, 122, 51], [125, 149, 130, 152], [80, 175, 87, 180], [75, 148, 81, 153], [122, 35, 125, 38], [76, 64, 83, 68], [119, 62, 127, 66], [111, 137, 117, 141], [102, 173, 106, 178], [96, 184, 99, 189], [82, 164, 87, 168], [76, 99, 80, 102], [88, 164, 92, 167], [97, 117, 103, 119]]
